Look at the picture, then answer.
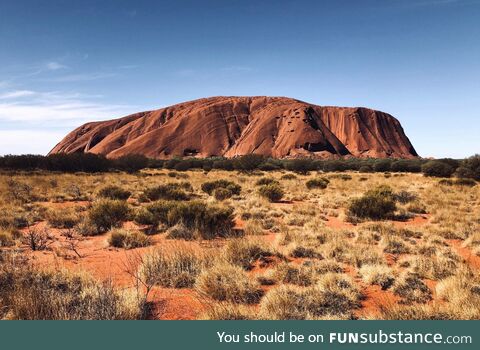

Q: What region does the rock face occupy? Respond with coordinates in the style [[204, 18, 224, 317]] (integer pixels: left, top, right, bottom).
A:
[[49, 96, 418, 159]]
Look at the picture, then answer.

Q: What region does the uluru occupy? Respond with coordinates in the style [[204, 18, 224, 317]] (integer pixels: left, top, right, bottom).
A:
[[49, 96, 418, 159]]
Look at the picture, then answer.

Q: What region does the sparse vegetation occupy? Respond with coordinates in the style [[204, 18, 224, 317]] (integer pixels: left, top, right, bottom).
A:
[[1, 160, 479, 320], [258, 183, 284, 202]]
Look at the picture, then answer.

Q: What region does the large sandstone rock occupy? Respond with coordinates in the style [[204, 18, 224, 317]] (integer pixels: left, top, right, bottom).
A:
[[49, 96, 418, 159]]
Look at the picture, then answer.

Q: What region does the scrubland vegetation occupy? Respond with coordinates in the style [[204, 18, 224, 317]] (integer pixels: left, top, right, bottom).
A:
[[0, 154, 479, 320]]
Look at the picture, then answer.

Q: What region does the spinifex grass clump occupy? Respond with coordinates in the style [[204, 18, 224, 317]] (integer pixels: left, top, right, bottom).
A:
[[143, 183, 191, 201], [348, 185, 397, 220], [201, 180, 241, 196], [139, 247, 206, 288], [87, 199, 130, 233], [98, 185, 131, 200], [108, 229, 151, 249], [135, 200, 235, 239], [258, 183, 284, 202], [305, 177, 329, 190]]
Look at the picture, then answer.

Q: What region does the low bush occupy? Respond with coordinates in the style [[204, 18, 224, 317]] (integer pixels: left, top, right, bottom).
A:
[[305, 177, 329, 190], [213, 188, 233, 201], [392, 272, 432, 304], [201, 180, 241, 196], [359, 264, 395, 290], [0, 259, 146, 319], [165, 223, 195, 240], [108, 229, 151, 249], [259, 273, 362, 319], [273, 262, 316, 286], [223, 238, 273, 270], [46, 208, 80, 229], [167, 201, 235, 239], [98, 185, 131, 200], [258, 184, 284, 202], [140, 247, 205, 288], [280, 173, 297, 180], [348, 185, 397, 220], [255, 178, 280, 186], [88, 200, 130, 233], [195, 263, 263, 304], [143, 184, 189, 201]]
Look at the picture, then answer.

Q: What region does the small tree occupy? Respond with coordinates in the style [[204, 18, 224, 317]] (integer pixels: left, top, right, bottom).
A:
[[284, 159, 313, 175], [422, 160, 455, 178], [456, 154, 480, 181], [234, 154, 265, 172]]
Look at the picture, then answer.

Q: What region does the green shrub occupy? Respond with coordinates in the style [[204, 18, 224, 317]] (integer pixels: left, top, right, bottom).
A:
[[305, 177, 329, 189], [45, 208, 80, 229], [422, 161, 455, 178], [258, 184, 284, 202], [88, 200, 130, 233], [113, 154, 149, 173], [108, 229, 151, 249], [165, 223, 195, 240], [373, 160, 391, 172], [284, 159, 313, 174], [201, 180, 241, 196], [255, 177, 280, 186], [358, 165, 373, 173], [280, 173, 297, 180], [348, 185, 397, 220], [233, 154, 265, 172], [167, 201, 235, 239], [213, 188, 233, 201], [143, 184, 189, 201], [455, 154, 480, 181], [98, 185, 131, 200], [455, 178, 477, 187]]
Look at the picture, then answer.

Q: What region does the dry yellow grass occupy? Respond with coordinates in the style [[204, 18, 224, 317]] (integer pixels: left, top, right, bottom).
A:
[[0, 169, 479, 320]]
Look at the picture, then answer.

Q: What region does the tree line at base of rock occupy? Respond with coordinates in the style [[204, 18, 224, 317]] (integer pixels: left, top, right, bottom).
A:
[[0, 153, 478, 181]]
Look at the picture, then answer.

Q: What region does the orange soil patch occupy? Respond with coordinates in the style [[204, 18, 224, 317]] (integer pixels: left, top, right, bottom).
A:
[[149, 288, 204, 320], [38, 200, 90, 209], [325, 216, 355, 229], [449, 239, 480, 269], [356, 284, 400, 318]]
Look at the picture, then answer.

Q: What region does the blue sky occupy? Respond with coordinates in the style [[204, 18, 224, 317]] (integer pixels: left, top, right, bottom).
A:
[[0, 0, 479, 157]]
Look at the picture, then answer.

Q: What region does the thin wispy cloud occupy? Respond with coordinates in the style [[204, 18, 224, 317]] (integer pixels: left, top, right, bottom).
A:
[[45, 61, 68, 71], [44, 72, 118, 82], [0, 90, 36, 99], [0, 88, 134, 126]]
